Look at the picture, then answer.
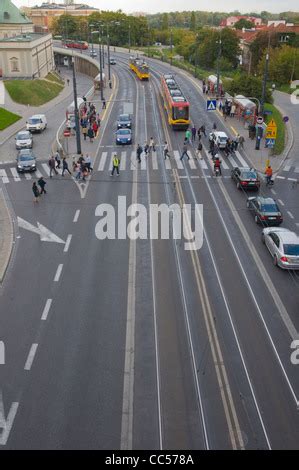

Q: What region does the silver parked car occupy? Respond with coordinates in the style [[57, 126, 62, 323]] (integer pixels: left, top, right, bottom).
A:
[[262, 227, 299, 269], [15, 131, 33, 149]]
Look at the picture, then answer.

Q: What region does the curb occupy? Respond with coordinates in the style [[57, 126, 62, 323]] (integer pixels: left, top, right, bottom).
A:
[[0, 186, 14, 283]]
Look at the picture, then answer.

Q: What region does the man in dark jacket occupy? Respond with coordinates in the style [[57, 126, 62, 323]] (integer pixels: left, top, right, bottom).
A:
[[37, 177, 47, 194]]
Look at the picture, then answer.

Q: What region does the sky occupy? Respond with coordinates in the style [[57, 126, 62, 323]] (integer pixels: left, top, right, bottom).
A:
[[12, 0, 299, 15]]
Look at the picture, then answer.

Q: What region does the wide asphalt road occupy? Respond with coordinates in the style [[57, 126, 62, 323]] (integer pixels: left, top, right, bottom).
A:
[[0, 50, 298, 449]]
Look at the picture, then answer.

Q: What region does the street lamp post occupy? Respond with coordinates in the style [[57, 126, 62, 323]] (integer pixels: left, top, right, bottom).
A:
[[91, 30, 104, 101], [216, 33, 222, 95], [128, 24, 131, 53], [170, 29, 173, 66], [89, 23, 95, 55], [71, 55, 82, 155], [261, 33, 271, 115]]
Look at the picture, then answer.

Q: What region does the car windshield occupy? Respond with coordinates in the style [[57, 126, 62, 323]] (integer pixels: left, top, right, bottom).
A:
[[17, 133, 29, 140], [20, 155, 33, 161], [119, 115, 129, 121], [242, 171, 257, 179], [28, 118, 41, 124], [219, 137, 227, 142], [283, 244, 299, 256], [261, 204, 279, 212], [118, 129, 130, 135]]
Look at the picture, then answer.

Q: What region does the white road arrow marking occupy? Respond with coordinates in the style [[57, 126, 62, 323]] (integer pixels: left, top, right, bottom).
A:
[[0, 341, 4, 365], [17, 217, 65, 244], [0, 391, 19, 446]]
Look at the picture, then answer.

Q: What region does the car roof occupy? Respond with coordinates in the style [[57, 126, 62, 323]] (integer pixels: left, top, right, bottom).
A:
[[30, 114, 45, 118], [119, 114, 130, 119], [274, 230, 299, 243], [256, 196, 276, 204], [214, 131, 228, 137], [17, 131, 30, 136]]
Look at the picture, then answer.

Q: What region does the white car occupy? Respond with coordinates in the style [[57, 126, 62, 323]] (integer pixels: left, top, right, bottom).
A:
[[209, 131, 228, 149], [15, 130, 33, 149], [26, 114, 47, 133], [262, 227, 299, 269]]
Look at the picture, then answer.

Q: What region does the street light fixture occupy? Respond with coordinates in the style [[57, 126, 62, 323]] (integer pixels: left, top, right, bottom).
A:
[[91, 30, 104, 101], [216, 32, 222, 96], [170, 29, 173, 66]]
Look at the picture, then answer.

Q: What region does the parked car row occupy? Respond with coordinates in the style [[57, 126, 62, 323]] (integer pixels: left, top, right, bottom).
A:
[[15, 114, 47, 173], [230, 165, 299, 270], [116, 113, 132, 145]]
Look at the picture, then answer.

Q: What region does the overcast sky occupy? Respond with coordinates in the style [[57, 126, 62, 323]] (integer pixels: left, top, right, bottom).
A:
[[14, 0, 299, 15]]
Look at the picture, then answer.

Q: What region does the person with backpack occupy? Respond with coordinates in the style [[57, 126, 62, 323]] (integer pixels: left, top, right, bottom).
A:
[[37, 177, 47, 194]]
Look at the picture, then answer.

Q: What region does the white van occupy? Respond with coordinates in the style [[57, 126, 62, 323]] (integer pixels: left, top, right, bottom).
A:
[[26, 114, 47, 133]]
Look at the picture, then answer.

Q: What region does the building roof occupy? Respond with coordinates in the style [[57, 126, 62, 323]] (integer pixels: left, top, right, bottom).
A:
[[31, 2, 98, 10], [0, 32, 50, 43], [0, 0, 32, 24]]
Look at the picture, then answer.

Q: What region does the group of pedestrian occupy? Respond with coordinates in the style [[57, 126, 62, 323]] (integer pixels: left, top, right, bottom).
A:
[[73, 154, 93, 181], [80, 101, 101, 142], [220, 99, 236, 120], [32, 178, 46, 203]]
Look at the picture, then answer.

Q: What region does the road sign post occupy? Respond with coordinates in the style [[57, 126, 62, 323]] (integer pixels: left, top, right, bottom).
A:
[[266, 118, 277, 139]]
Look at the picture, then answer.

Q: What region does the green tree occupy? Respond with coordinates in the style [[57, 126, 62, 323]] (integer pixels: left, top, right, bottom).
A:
[[190, 11, 196, 30], [258, 45, 299, 85], [161, 13, 169, 30], [234, 18, 254, 30], [249, 32, 280, 69], [225, 74, 273, 103], [51, 14, 77, 38]]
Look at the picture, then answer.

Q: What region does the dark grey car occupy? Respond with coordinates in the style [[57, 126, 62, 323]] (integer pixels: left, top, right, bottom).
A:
[[117, 114, 132, 129], [16, 149, 37, 173]]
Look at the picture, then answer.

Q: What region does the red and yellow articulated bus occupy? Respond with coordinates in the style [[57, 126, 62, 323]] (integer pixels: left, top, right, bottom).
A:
[[161, 74, 190, 130]]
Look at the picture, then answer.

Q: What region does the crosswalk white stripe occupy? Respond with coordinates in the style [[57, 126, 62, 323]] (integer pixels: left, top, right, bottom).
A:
[[109, 154, 113, 171], [152, 152, 158, 170], [130, 151, 136, 171], [234, 150, 248, 167], [188, 156, 197, 169], [41, 163, 50, 176], [221, 159, 229, 169], [173, 150, 184, 169], [10, 168, 20, 182], [24, 172, 32, 180], [35, 169, 43, 178], [199, 159, 208, 170], [0, 169, 9, 184], [120, 151, 126, 171], [98, 151, 107, 171], [227, 154, 238, 168], [165, 157, 171, 170], [283, 163, 292, 172], [141, 155, 147, 170]]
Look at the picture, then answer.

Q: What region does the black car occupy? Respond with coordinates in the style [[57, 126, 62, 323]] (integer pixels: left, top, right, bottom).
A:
[[16, 149, 37, 173], [231, 167, 260, 190], [116, 128, 132, 145], [246, 196, 283, 226], [117, 114, 132, 129]]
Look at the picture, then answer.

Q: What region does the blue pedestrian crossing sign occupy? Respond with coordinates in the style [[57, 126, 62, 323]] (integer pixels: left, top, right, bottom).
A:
[[265, 138, 276, 148], [207, 99, 217, 111]]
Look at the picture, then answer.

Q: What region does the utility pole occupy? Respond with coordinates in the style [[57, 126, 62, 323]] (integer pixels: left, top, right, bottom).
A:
[[147, 26, 150, 57], [107, 26, 111, 84], [260, 33, 271, 115], [99, 32, 104, 101], [71, 56, 81, 155], [216, 32, 222, 95], [128, 24, 131, 53], [170, 29, 173, 66]]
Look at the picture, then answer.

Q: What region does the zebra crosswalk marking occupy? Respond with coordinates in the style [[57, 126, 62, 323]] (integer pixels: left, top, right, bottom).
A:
[[165, 157, 171, 170], [10, 168, 20, 182], [41, 163, 50, 176], [173, 150, 184, 170], [24, 172, 32, 180], [0, 169, 9, 184], [188, 157, 196, 169], [283, 164, 292, 172], [227, 154, 238, 168], [35, 169, 43, 178], [235, 150, 248, 167], [120, 151, 126, 171], [141, 156, 146, 170], [98, 151, 107, 171], [130, 151, 136, 171], [221, 159, 229, 170], [152, 152, 158, 170]]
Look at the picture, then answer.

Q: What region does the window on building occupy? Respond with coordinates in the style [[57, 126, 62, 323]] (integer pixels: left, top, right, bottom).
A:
[[4, 12, 10, 20], [10, 57, 19, 72]]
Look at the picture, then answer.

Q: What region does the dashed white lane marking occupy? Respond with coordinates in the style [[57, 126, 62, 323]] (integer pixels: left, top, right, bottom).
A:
[[288, 177, 297, 182], [54, 264, 63, 282], [287, 211, 294, 219], [41, 299, 52, 321], [120, 151, 126, 171], [0, 169, 9, 184], [271, 189, 276, 195], [64, 234, 72, 253], [10, 168, 20, 182], [276, 175, 285, 179], [73, 209, 80, 223], [24, 343, 38, 370], [98, 151, 107, 171], [277, 199, 285, 206], [41, 163, 50, 176], [152, 152, 158, 170]]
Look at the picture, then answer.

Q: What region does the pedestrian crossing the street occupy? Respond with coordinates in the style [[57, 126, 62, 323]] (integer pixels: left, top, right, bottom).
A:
[[1, 150, 298, 185]]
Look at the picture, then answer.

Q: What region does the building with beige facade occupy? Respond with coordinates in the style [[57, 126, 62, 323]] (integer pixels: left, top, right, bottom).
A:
[[22, 3, 99, 32], [0, 0, 34, 39], [0, 33, 54, 79]]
